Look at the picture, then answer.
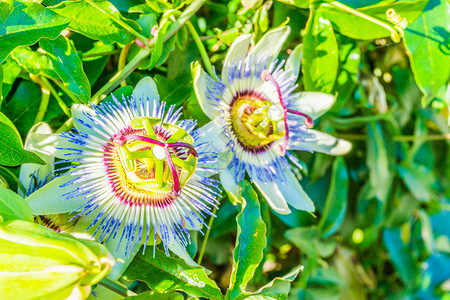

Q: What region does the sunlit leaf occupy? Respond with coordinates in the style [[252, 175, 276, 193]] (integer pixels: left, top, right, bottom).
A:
[[124, 247, 223, 300], [39, 35, 91, 103], [0, 112, 44, 166], [226, 180, 267, 300], [0, 0, 70, 63], [0, 186, 33, 222]]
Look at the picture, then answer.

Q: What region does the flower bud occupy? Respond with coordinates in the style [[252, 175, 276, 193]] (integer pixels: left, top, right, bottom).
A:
[[0, 219, 114, 300]]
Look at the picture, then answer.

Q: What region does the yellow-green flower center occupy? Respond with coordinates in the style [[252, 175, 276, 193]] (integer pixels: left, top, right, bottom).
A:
[[230, 94, 285, 152]]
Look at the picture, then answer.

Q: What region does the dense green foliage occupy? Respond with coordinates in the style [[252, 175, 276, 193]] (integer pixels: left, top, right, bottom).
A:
[[0, 0, 449, 299]]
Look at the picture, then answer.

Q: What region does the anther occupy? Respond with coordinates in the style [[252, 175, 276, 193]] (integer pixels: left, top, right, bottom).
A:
[[261, 70, 314, 155]]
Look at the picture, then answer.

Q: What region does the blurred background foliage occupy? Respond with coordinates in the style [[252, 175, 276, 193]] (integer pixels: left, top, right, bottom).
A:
[[0, 0, 449, 299]]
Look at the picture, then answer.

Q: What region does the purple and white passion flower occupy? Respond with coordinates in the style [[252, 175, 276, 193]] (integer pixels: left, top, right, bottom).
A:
[[192, 26, 351, 214], [27, 77, 220, 269]]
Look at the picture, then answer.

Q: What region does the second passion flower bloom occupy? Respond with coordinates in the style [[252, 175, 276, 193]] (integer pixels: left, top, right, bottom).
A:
[[27, 77, 221, 266], [192, 26, 351, 214]]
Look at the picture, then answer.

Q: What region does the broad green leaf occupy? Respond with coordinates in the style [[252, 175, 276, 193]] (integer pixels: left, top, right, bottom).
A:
[[396, 164, 434, 202], [0, 112, 44, 166], [0, 66, 3, 103], [1, 57, 21, 103], [0, 0, 70, 63], [302, 9, 338, 93], [39, 35, 91, 103], [0, 186, 33, 222], [126, 291, 184, 300], [403, 0, 450, 106], [332, 37, 360, 112], [154, 74, 192, 106], [226, 181, 267, 300], [383, 228, 418, 290], [1, 80, 41, 138], [245, 265, 302, 300], [123, 247, 223, 300], [11, 46, 59, 79], [319, 0, 429, 40], [318, 157, 348, 238], [49, 0, 142, 45]]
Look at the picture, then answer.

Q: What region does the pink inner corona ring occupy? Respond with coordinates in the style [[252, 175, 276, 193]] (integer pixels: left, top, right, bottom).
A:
[[103, 117, 198, 208]]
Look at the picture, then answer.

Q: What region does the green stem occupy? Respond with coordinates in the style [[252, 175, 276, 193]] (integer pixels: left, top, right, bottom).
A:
[[52, 80, 82, 104], [98, 278, 137, 297], [298, 256, 315, 289], [31, 76, 51, 124], [330, 114, 390, 126], [118, 43, 133, 87], [330, 1, 403, 42], [84, 0, 149, 45], [40, 76, 71, 118], [0, 166, 26, 195], [186, 21, 217, 80], [197, 206, 218, 265], [155, 0, 207, 47], [82, 49, 121, 59]]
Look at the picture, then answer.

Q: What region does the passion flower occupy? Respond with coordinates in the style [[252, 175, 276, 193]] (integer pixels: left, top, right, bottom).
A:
[[192, 26, 351, 214], [27, 77, 220, 266]]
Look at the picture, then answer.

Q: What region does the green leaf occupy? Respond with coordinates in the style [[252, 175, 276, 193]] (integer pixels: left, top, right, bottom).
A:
[[10, 46, 59, 79], [302, 9, 339, 93], [0, 112, 44, 166], [123, 247, 223, 300], [396, 164, 434, 202], [1, 80, 41, 138], [0, 0, 70, 63], [403, 0, 450, 106], [246, 266, 302, 300], [319, 0, 429, 40], [1, 57, 21, 103], [0, 186, 33, 222], [226, 180, 267, 300], [49, 0, 141, 45], [0, 65, 3, 104], [318, 157, 348, 238], [332, 37, 360, 112], [39, 35, 91, 103], [383, 228, 418, 290], [126, 290, 184, 300]]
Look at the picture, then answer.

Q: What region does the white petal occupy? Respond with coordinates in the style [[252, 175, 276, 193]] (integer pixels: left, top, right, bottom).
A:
[[191, 62, 222, 120], [219, 167, 241, 203], [72, 104, 106, 139], [277, 168, 315, 212], [26, 174, 89, 215], [222, 33, 252, 86], [285, 43, 303, 80], [288, 92, 336, 120], [133, 76, 158, 114], [252, 177, 291, 214], [249, 26, 290, 67], [19, 122, 54, 196], [289, 129, 352, 156], [194, 120, 228, 154]]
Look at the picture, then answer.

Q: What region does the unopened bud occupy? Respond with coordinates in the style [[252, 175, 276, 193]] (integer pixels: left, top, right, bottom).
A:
[[0, 220, 114, 300]]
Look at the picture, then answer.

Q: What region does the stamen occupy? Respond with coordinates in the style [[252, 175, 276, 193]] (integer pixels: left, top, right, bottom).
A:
[[113, 133, 198, 197], [261, 70, 314, 155]]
